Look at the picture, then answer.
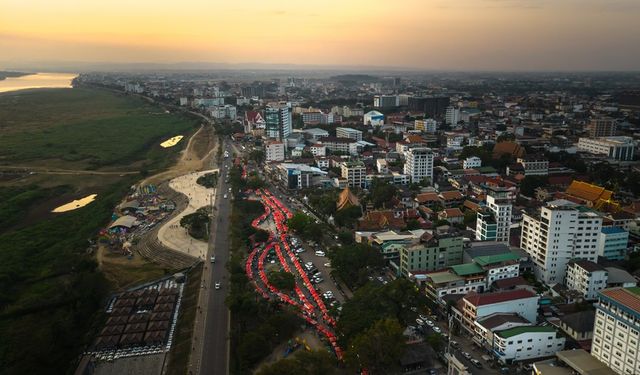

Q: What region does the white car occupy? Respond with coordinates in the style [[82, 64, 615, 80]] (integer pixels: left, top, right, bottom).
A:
[[215, 282, 221, 290], [432, 326, 442, 333], [416, 318, 425, 326], [223, 194, 228, 199], [314, 251, 325, 257], [323, 262, 331, 267]]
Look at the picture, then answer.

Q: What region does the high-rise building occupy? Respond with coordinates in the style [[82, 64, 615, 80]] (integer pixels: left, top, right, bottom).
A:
[[520, 200, 603, 285], [592, 287, 640, 375], [408, 96, 450, 117], [598, 227, 629, 261], [476, 187, 513, 244], [373, 95, 398, 109], [265, 105, 292, 140], [587, 117, 617, 138], [446, 106, 460, 125], [403, 147, 434, 184]]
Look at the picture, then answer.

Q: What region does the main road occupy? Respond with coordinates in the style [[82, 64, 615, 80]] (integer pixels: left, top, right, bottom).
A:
[[193, 139, 233, 375]]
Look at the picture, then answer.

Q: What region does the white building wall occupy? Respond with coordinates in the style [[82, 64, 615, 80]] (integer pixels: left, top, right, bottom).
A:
[[493, 330, 565, 363], [403, 147, 434, 184], [592, 304, 640, 375], [477, 297, 539, 323]]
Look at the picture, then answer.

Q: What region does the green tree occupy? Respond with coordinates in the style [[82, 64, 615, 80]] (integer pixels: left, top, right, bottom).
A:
[[334, 205, 362, 228], [288, 211, 311, 233], [369, 178, 396, 209], [257, 350, 338, 375], [329, 243, 384, 288], [520, 175, 548, 197], [463, 210, 477, 227], [404, 219, 421, 230], [345, 318, 406, 374], [268, 270, 296, 291], [425, 334, 443, 351]]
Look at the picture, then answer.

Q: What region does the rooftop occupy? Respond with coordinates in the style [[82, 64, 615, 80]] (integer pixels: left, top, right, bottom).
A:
[[495, 325, 556, 339], [555, 349, 617, 375], [476, 312, 530, 330], [450, 262, 484, 276], [427, 271, 464, 284], [601, 226, 627, 234], [559, 310, 595, 333], [568, 259, 607, 273], [599, 287, 640, 313], [464, 289, 537, 307], [473, 252, 520, 267]]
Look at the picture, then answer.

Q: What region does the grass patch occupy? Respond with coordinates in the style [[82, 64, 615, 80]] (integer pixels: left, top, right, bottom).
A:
[[0, 88, 199, 170], [165, 264, 203, 375]]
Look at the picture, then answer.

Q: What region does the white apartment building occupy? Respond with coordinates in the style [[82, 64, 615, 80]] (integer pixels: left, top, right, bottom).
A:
[[309, 144, 326, 157], [415, 118, 437, 133], [318, 137, 359, 156], [446, 106, 460, 125], [210, 104, 237, 119], [520, 199, 603, 285], [493, 326, 565, 364], [403, 147, 434, 184], [265, 141, 285, 162], [476, 187, 513, 244], [341, 161, 366, 188], [463, 156, 482, 169], [577, 136, 635, 161], [516, 155, 549, 176], [458, 289, 539, 334], [592, 287, 640, 375], [376, 159, 389, 174], [336, 127, 363, 141], [565, 260, 609, 300], [364, 110, 384, 126]]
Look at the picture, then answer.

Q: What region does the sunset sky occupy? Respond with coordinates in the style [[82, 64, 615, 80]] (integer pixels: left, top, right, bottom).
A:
[[1, 0, 640, 71]]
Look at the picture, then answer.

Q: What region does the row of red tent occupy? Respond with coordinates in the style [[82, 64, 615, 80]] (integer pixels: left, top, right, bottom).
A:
[[244, 188, 343, 360]]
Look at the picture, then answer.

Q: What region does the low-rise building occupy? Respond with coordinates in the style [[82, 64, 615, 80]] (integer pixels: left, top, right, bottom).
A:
[[265, 141, 285, 162], [399, 231, 464, 277], [557, 310, 595, 343], [457, 289, 539, 334], [533, 349, 616, 375], [364, 110, 384, 126], [336, 127, 363, 141], [565, 260, 608, 300], [318, 136, 359, 155], [598, 227, 629, 261], [493, 326, 565, 364], [577, 136, 635, 161], [474, 312, 532, 349], [463, 156, 482, 170]]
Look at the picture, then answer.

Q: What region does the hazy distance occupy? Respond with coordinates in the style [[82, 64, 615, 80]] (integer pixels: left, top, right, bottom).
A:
[[1, 0, 640, 71]]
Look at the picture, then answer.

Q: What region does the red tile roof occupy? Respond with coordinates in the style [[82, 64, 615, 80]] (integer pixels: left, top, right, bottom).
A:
[[600, 287, 640, 313], [440, 191, 464, 200], [415, 192, 441, 203], [464, 289, 537, 307]]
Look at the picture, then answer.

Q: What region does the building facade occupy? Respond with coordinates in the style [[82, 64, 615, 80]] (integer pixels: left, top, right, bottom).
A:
[[493, 326, 565, 364], [265, 105, 292, 140], [565, 260, 609, 300], [577, 137, 635, 161], [463, 156, 482, 169], [476, 187, 513, 244], [336, 127, 363, 141], [265, 141, 285, 162], [399, 233, 464, 276], [520, 200, 602, 285], [403, 147, 434, 184], [587, 117, 617, 138], [592, 287, 640, 375], [598, 227, 629, 261], [341, 161, 366, 188]]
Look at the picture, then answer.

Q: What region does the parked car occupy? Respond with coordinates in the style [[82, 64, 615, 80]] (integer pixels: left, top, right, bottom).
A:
[[470, 359, 483, 368], [432, 326, 442, 333], [315, 250, 325, 257], [210, 255, 216, 263], [450, 341, 459, 349], [416, 318, 425, 326], [462, 352, 472, 360], [215, 282, 221, 290]]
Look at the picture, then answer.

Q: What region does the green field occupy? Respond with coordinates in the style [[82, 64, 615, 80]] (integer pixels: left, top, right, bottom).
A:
[[0, 88, 197, 170], [0, 87, 199, 375]]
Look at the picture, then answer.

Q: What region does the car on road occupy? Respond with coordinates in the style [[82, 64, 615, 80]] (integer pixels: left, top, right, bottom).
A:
[[450, 341, 459, 349], [426, 320, 434, 326], [314, 250, 325, 257], [416, 318, 425, 326], [432, 326, 442, 334], [419, 314, 429, 321], [223, 194, 228, 199], [470, 359, 483, 368], [312, 277, 323, 283], [323, 262, 331, 267], [214, 282, 221, 290], [210, 255, 216, 263], [462, 352, 472, 360]]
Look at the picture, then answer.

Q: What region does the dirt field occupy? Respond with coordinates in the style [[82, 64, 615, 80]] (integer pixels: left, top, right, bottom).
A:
[[97, 245, 171, 291]]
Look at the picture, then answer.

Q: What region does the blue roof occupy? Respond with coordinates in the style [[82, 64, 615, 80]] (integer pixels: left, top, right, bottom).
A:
[[601, 227, 627, 234]]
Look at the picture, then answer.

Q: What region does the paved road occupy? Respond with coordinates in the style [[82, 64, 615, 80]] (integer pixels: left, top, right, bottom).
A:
[[196, 141, 233, 375]]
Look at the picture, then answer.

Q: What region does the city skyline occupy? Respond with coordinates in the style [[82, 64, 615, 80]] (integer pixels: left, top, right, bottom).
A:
[[2, 0, 640, 71]]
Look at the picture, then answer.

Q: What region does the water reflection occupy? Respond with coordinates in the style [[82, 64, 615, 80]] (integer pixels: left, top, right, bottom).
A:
[[0, 72, 77, 93], [52, 194, 98, 213]]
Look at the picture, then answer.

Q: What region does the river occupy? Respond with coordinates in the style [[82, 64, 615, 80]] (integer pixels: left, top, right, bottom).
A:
[[0, 72, 78, 93]]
